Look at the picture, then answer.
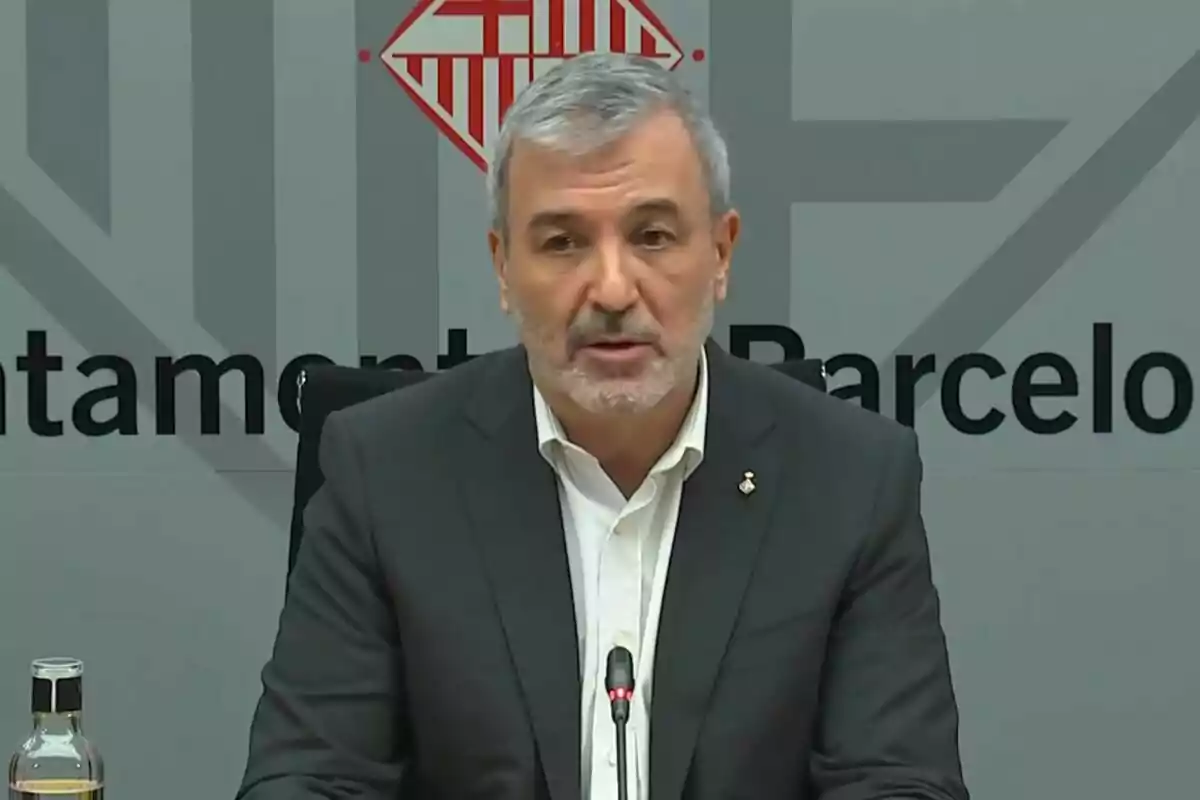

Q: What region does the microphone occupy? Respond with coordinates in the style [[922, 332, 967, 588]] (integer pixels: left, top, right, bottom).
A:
[[605, 646, 635, 800]]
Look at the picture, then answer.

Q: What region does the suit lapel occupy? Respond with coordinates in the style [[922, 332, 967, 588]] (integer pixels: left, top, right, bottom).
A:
[[650, 344, 784, 800], [460, 348, 581, 800]]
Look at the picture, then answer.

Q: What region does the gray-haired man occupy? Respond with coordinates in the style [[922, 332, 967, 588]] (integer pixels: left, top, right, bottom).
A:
[[237, 53, 969, 800]]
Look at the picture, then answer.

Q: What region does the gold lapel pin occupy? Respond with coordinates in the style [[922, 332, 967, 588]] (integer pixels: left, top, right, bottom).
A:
[[738, 471, 756, 496]]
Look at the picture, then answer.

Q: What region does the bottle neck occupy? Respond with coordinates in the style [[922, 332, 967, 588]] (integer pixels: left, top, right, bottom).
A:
[[32, 711, 83, 735]]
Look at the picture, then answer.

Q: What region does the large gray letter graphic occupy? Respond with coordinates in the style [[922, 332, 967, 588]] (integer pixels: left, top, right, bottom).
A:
[[356, 0, 441, 367], [1, 0, 291, 531], [0, 187, 292, 528], [707, 0, 1067, 340], [191, 0, 278, 375], [877, 48, 1200, 415], [25, 0, 111, 234]]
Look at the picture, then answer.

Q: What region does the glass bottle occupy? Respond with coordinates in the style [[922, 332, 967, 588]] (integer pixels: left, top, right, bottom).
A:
[[8, 658, 103, 799]]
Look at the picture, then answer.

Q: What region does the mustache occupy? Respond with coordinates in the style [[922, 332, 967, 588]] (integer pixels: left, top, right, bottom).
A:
[[566, 310, 660, 351]]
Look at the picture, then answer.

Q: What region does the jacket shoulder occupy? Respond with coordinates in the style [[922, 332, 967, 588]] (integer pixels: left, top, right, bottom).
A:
[[328, 346, 517, 444]]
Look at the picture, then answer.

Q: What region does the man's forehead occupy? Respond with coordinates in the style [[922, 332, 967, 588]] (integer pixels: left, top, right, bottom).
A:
[[506, 114, 707, 218], [526, 198, 684, 230]]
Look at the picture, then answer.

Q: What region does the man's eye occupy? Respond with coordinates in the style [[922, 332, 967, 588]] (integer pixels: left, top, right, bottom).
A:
[[542, 234, 577, 252], [636, 228, 675, 249]]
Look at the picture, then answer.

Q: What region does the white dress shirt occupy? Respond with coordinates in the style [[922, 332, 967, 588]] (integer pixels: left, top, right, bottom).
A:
[[533, 351, 709, 800]]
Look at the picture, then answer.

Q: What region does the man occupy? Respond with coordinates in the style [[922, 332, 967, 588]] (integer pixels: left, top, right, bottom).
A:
[[236, 53, 969, 800]]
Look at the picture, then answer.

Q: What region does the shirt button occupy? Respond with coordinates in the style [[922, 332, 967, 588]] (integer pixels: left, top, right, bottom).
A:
[[607, 747, 617, 766]]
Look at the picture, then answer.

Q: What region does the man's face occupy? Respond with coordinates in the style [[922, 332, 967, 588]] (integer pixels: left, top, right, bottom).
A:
[[489, 110, 740, 415]]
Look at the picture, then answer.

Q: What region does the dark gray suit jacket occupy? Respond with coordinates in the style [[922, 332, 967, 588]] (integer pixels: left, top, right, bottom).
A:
[[236, 343, 969, 800]]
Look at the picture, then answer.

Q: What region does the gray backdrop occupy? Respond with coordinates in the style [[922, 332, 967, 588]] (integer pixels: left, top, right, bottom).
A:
[[1, 1, 1198, 798]]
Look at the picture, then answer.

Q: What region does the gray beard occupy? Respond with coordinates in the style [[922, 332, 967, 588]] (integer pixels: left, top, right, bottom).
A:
[[511, 297, 713, 415]]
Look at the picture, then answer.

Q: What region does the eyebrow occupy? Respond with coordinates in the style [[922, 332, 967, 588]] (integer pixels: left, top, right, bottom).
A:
[[526, 199, 684, 230]]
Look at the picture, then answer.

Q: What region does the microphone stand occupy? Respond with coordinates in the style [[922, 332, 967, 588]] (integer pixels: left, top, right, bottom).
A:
[[606, 646, 636, 800], [614, 715, 629, 800]]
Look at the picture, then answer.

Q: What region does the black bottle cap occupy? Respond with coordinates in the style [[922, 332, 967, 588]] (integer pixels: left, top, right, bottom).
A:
[[29, 658, 85, 714], [32, 675, 83, 714]]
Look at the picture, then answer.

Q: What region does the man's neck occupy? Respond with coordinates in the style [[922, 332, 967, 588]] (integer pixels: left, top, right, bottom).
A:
[[549, 369, 698, 496]]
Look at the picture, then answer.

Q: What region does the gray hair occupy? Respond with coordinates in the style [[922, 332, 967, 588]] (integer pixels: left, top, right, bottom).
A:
[[487, 53, 731, 233]]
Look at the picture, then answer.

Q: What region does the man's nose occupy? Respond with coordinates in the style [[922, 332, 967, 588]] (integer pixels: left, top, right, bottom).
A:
[[587, 239, 638, 313]]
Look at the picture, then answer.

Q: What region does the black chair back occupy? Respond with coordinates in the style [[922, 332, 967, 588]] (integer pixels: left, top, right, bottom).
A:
[[288, 358, 827, 575]]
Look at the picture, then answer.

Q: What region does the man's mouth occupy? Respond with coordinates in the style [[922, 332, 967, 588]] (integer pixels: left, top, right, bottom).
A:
[[578, 339, 655, 361]]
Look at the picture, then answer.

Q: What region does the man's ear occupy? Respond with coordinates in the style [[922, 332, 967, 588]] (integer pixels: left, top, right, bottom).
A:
[[488, 228, 509, 313], [712, 208, 740, 301]]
